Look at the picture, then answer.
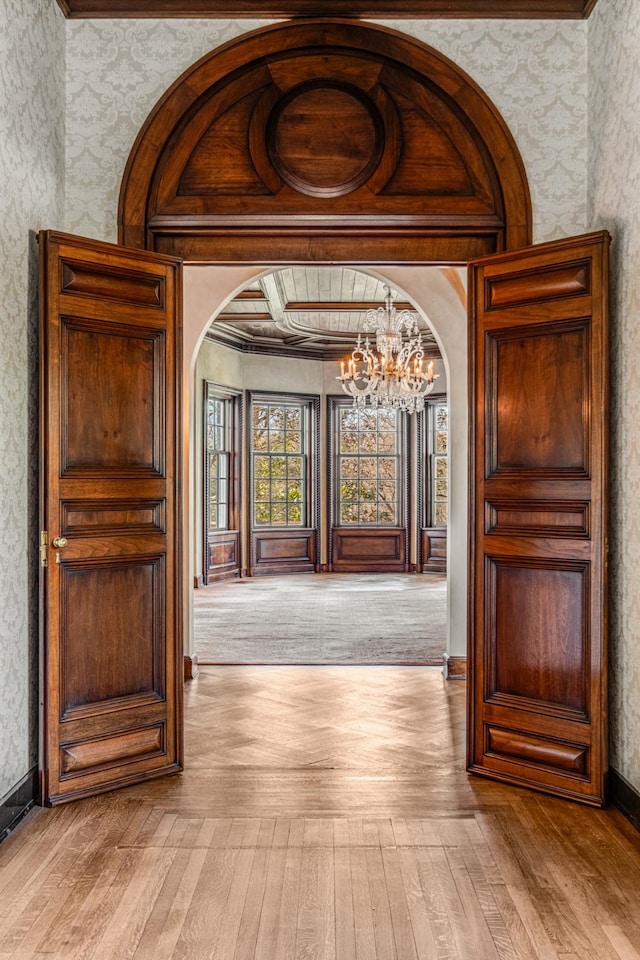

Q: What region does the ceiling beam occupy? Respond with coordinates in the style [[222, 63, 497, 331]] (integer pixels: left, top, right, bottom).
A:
[[284, 301, 415, 312], [234, 290, 269, 301], [215, 313, 273, 322], [57, 0, 599, 18]]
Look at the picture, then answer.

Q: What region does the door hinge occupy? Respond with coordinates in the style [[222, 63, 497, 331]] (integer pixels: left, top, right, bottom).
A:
[[40, 531, 48, 568]]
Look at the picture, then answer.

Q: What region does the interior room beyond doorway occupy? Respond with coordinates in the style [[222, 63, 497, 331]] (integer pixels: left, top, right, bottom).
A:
[[184, 263, 469, 671]]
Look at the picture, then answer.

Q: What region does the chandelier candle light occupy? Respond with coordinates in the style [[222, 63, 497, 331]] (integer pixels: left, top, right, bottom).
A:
[[337, 285, 438, 414]]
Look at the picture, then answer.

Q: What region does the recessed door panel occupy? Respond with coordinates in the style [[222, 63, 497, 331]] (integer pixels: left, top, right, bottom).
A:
[[487, 558, 588, 717], [487, 322, 589, 476], [62, 319, 163, 475], [61, 557, 164, 716]]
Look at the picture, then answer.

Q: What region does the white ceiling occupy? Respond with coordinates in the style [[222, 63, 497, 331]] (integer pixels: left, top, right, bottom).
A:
[[209, 266, 441, 358]]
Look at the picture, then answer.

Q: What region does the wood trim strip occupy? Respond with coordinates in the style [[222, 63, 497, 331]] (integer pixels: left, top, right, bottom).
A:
[[610, 769, 640, 833], [184, 655, 199, 681], [58, 1, 598, 19], [0, 767, 38, 843], [442, 654, 466, 680]]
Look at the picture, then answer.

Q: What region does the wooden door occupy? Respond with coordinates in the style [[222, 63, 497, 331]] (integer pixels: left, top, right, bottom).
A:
[[40, 231, 183, 805], [468, 231, 609, 806]]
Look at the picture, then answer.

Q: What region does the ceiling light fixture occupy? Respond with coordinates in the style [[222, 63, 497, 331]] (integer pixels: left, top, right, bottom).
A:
[[337, 285, 438, 414]]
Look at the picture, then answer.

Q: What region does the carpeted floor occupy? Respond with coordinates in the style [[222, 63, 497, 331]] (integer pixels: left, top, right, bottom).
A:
[[194, 573, 447, 665]]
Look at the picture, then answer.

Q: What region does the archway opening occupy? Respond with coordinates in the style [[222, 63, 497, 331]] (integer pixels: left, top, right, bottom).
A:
[[118, 15, 531, 677]]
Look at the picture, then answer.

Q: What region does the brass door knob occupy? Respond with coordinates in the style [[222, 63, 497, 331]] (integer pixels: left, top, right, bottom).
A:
[[52, 537, 68, 548]]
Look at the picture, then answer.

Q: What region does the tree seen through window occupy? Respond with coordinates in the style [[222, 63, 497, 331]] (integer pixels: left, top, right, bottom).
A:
[[252, 402, 306, 526], [337, 406, 400, 525]]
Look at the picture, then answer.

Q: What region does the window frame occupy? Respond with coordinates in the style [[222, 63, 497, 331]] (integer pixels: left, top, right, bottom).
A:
[[328, 397, 409, 530], [202, 381, 242, 583], [422, 394, 449, 528], [247, 391, 320, 532]]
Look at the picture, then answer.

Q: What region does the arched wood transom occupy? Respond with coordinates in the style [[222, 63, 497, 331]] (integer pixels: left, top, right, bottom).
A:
[[119, 19, 532, 263]]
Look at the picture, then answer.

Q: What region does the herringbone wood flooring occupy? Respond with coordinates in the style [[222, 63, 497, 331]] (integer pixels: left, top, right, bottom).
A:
[[2, 667, 640, 958]]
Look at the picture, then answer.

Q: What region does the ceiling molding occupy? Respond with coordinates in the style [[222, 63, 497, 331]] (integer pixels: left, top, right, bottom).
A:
[[205, 329, 441, 362], [56, 0, 599, 18]]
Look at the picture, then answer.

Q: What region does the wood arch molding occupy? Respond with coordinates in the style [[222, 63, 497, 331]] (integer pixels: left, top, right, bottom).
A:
[[119, 20, 532, 263]]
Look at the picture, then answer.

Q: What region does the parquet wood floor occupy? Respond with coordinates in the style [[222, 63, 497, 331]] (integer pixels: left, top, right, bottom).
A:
[[2, 667, 640, 958]]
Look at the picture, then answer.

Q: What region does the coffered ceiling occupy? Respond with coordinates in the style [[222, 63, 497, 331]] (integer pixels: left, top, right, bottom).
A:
[[207, 267, 441, 360], [56, 0, 599, 18]]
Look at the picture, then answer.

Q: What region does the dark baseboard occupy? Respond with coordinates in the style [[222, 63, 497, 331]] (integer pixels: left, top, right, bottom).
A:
[[0, 767, 38, 843], [442, 654, 467, 680], [610, 769, 640, 832], [184, 654, 199, 681]]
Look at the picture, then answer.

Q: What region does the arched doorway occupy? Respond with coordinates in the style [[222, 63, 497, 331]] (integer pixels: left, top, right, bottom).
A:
[[118, 16, 531, 672]]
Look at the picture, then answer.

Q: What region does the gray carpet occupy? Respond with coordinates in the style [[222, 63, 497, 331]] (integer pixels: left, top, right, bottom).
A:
[[194, 573, 447, 665]]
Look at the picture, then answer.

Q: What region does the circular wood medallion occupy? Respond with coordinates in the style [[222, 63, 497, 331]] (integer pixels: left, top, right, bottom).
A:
[[267, 81, 384, 198]]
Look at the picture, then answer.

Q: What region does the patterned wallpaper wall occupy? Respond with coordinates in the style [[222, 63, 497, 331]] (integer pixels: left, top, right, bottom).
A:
[[589, 0, 640, 793], [0, 0, 66, 801], [65, 18, 588, 245]]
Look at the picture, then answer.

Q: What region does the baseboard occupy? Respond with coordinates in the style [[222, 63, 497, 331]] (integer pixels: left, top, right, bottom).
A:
[[442, 654, 466, 680], [0, 767, 38, 843], [610, 769, 640, 832], [194, 574, 204, 589], [184, 654, 199, 681]]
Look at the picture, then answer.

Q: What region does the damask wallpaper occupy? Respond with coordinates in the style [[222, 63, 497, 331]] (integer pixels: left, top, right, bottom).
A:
[[0, 0, 65, 801], [382, 19, 588, 244], [589, 0, 640, 793], [64, 18, 588, 245]]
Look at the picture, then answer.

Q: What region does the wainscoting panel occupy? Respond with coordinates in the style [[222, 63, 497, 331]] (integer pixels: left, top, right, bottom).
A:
[[331, 527, 406, 573], [421, 527, 447, 573], [251, 528, 315, 576], [204, 530, 240, 583]]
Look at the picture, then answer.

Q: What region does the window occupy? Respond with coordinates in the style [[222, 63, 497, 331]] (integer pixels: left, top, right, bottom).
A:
[[428, 400, 448, 526], [205, 392, 231, 532], [336, 406, 402, 525], [251, 399, 308, 526]]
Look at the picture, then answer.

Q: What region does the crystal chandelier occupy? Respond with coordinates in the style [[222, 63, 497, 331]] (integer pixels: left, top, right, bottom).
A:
[[337, 285, 438, 414]]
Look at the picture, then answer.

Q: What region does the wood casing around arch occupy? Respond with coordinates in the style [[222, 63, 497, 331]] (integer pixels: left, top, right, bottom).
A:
[[118, 19, 532, 263]]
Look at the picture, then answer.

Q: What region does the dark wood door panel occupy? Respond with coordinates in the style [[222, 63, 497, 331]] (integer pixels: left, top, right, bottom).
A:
[[61, 318, 165, 476], [468, 231, 609, 806], [60, 257, 167, 310], [487, 322, 590, 477], [60, 556, 165, 717], [40, 231, 183, 805], [486, 557, 589, 718], [60, 498, 166, 537]]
